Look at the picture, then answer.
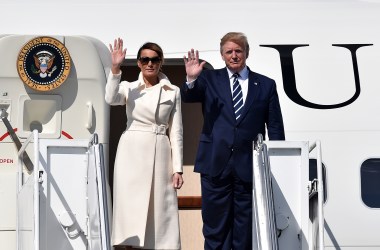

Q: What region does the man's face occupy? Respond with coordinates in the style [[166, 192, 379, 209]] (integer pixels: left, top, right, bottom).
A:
[[221, 41, 248, 73]]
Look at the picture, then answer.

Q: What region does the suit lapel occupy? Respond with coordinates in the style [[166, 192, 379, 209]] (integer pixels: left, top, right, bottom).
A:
[[237, 70, 259, 124], [217, 69, 236, 119]]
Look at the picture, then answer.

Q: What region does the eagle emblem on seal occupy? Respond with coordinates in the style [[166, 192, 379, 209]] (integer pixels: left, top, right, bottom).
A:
[[32, 51, 57, 78]]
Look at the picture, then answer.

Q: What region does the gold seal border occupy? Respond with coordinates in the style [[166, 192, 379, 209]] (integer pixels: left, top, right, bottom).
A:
[[17, 36, 71, 92]]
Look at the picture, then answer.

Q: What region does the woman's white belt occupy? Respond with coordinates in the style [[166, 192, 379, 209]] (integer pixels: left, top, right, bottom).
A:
[[126, 124, 167, 135]]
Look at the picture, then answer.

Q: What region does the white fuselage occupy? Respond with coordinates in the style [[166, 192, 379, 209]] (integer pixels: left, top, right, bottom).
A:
[[1, 1, 380, 249]]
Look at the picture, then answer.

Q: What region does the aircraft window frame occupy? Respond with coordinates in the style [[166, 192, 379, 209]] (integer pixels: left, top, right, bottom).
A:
[[360, 158, 380, 208]]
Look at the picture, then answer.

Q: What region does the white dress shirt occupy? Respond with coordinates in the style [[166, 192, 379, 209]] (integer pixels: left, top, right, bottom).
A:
[[226, 66, 249, 104]]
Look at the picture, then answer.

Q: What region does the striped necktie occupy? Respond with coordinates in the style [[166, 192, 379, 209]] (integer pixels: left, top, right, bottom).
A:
[[232, 73, 243, 120]]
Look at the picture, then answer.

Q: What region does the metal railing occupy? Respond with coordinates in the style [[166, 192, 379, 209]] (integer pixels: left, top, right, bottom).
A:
[[0, 108, 34, 172], [16, 129, 39, 250], [252, 134, 279, 250], [309, 141, 324, 250]]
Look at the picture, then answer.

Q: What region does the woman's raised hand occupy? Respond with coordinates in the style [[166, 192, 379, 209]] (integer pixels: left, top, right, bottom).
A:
[[109, 38, 127, 74]]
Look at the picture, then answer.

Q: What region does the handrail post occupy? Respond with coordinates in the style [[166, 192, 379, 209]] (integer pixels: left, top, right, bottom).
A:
[[33, 129, 39, 250], [252, 133, 278, 250], [309, 140, 324, 250], [16, 129, 39, 250], [316, 141, 324, 250]]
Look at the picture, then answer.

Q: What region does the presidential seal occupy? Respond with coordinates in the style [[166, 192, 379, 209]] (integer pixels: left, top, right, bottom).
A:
[[17, 36, 71, 91]]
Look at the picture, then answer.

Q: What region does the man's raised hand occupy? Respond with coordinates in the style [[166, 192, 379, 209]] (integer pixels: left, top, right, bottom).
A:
[[183, 49, 206, 82]]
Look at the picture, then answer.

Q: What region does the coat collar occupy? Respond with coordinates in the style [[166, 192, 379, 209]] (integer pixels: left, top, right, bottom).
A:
[[218, 69, 235, 118], [136, 72, 176, 117], [226, 66, 249, 80], [137, 72, 176, 91]]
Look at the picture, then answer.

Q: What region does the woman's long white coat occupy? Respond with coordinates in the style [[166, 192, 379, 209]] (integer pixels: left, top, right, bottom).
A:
[[105, 72, 183, 249]]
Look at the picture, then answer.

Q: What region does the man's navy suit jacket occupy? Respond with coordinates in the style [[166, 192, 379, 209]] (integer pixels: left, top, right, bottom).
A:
[[181, 67, 285, 182]]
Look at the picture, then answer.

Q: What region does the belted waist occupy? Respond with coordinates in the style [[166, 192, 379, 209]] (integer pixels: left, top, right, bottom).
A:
[[126, 124, 167, 135]]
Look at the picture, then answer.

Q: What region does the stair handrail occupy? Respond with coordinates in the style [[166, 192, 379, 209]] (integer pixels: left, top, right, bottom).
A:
[[252, 134, 279, 250], [309, 141, 324, 250], [16, 129, 39, 250], [0, 108, 34, 172]]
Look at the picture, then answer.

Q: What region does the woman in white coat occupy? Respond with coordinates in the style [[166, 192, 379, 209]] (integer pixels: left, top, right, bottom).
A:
[[106, 38, 184, 250]]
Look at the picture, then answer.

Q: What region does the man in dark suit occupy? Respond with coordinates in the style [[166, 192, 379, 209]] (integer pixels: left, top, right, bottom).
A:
[[181, 32, 285, 250]]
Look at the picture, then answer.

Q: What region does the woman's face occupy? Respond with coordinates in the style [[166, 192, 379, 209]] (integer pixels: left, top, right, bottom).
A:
[[137, 49, 162, 79]]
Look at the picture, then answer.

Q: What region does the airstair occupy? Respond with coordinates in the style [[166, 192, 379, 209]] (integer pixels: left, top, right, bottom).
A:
[[2, 109, 111, 250], [0, 34, 112, 250], [252, 135, 325, 250], [5, 109, 326, 250]]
